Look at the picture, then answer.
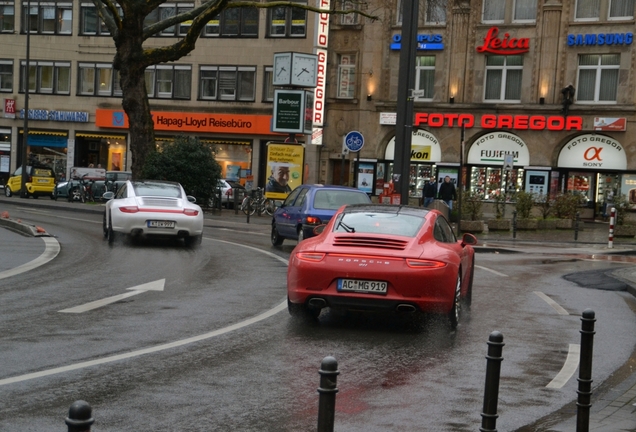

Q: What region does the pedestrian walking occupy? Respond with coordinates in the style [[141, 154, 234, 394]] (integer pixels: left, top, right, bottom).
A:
[[438, 176, 457, 210], [421, 176, 437, 208]]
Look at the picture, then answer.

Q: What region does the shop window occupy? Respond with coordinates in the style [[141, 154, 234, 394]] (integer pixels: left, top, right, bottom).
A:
[[267, 1, 306, 37], [481, 0, 537, 23], [78, 63, 121, 97], [198, 65, 256, 101], [0, 60, 12, 92], [609, 0, 634, 19], [336, 54, 356, 99], [80, 4, 123, 35], [576, 54, 619, 103], [21, 1, 72, 34], [484, 55, 523, 102], [339, 0, 359, 25], [145, 64, 191, 99], [263, 66, 274, 102], [204, 7, 258, 37], [575, 0, 600, 20], [0, 3, 14, 32], [20, 60, 70, 95], [415, 56, 435, 101], [144, 3, 193, 37], [470, 167, 524, 200], [396, 0, 447, 25]]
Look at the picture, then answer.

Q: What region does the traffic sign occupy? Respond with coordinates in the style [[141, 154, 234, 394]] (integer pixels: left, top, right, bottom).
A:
[[344, 131, 364, 152], [503, 154, 514, 171]]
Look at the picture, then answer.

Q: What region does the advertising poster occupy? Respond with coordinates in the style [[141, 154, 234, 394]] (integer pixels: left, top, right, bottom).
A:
[[265, 143, 304, 200], [375, 162, 386, 195], [437, 167, 458, 188], [226, 165, 240, 181], [357, 162, 374, 194]]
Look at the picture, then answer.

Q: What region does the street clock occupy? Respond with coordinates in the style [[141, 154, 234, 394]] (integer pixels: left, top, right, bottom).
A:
[[273, 52, 318, 88]]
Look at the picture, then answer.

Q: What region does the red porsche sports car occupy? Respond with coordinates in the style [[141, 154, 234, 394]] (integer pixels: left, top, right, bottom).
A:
[[287, 204, 477, 329]]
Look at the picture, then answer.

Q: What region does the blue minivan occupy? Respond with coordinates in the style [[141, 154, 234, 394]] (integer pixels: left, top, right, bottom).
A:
[[271, 184, 371, 245]]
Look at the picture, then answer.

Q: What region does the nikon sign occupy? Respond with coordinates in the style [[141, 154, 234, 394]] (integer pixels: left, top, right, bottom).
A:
[[273, 89, 313, 135]]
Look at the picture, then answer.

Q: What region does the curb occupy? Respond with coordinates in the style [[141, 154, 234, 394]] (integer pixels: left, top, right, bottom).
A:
[[0, 214, 50, 237]]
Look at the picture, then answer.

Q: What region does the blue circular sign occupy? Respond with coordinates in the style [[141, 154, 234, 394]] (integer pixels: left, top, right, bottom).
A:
[[344, 131, 364, 152]]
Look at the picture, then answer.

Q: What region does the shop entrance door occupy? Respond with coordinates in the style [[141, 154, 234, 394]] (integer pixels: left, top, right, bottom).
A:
[[332, 160, 350, 186]]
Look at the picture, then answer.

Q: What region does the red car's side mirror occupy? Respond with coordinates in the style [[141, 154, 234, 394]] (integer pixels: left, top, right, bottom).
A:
[[461, 233, 478, 247]]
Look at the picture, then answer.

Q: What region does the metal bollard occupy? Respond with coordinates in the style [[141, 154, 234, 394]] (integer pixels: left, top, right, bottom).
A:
[[480, 331, 505, 432], [608, 207, 615, 249], [65, 400, 94, 432], [574, 212, 580, 241], [576, 309, 596, 432], [512, 210, 517, 239], [234, 188, 239, 215], [317, 356, 339, 432]]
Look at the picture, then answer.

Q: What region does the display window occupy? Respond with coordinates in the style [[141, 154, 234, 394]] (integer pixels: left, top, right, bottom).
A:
[[386, 162, 436, 198], [469, 166, 523, 200], [566, 171, 593, 205]]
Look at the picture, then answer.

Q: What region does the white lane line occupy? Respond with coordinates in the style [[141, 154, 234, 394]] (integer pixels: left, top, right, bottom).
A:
[[0, 237, 288, 387], [546, 344, 580, 389], [534, 291, 569, 315], [0, 299, 287, 386], [59, 279, 166, 313], [0, 236, 60, 281], [475, 265, 508, 277]]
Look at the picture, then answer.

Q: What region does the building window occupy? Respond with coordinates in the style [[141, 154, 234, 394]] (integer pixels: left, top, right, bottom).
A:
[[576, 54, 619, 103], [204, 7, 258, 37], [0, 60, 13, 92], [80, 4, 123, 35], [20, 60, 70, 94], [263, 66, 274, 102], [144, 3, 193, 36], [199, 66, 256, 101], [267, 1, 306, 37], [426, 0, 446, 24], [575, 0, 600, 20], [0, 3, 14, 32], [78, 63, 122, 97], [145, 64, 191, 99], [482, 0, 505, 22], [415, 56, 435, 100], [21, 1, 72, 34], [484, 55, 523, 102], [609, 0, 634, 19], [339, 0, 359, 25], [337, 54, 356, 99], [514, 0, 537, 21]]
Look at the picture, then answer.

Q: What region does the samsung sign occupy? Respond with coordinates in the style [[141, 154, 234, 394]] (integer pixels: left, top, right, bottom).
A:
[[567, 33, 633, 46]]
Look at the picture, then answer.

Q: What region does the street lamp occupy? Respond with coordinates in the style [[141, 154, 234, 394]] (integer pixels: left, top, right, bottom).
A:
[[20, 0, 31, 198]]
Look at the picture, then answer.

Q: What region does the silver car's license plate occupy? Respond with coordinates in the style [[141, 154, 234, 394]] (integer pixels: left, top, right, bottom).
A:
[[337, 279, 387, 294], [147, 220, 175, 228]]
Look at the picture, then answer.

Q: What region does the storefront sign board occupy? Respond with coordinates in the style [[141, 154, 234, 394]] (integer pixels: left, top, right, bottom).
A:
[[273, 90, 312, 134], [96, 109, 282, 136], [467, 132, 530, 165], [558, 134, 626, 170], [414, 112, 582, 131], [594, 117, 626, 131], [385, 129, 441, 162], [4, 99, 15, 119]]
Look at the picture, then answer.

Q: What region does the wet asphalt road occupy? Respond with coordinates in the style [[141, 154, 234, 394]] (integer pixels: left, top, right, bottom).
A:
[[0, 206, 635, 431]]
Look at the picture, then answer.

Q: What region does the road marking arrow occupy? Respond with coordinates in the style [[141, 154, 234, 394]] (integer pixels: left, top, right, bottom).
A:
[[58, 279, 166, 313]]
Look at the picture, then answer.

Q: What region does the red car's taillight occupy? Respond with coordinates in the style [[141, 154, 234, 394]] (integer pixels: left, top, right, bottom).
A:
[[305, 216, 322, 225], [405, 259, 447, 269], [183, 209, 199, 216], [119, 206, 139, 213], [296, 252, 326, 262]]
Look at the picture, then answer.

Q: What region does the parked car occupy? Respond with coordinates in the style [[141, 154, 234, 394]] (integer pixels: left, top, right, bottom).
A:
[[4, 165, 56, 199], [286, 204, 477, 329], [271, 184, 371, 246], [102, 180, 204, 246], [214, 179, 245, 209]]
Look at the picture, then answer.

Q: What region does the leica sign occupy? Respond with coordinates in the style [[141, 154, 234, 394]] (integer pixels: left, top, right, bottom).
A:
[[476, 27, 530, 55]]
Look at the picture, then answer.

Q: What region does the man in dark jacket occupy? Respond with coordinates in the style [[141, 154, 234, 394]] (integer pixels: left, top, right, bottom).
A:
[[438, 176, 457, 210], [421, 176, 437, 207]]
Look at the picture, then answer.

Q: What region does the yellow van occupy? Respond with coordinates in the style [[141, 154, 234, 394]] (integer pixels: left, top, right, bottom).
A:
[[4, 166, 56, 199]]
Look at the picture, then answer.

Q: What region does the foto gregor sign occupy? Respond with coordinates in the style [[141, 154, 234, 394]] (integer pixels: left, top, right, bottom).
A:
[[273, 89, 313, 135]]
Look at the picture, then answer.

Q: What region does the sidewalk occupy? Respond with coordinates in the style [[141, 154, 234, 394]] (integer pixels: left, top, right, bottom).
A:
[[1, 193, 636, 430]]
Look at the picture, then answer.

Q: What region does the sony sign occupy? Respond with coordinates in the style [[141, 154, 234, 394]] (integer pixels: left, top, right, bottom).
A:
[[312, 0, 330, 142]]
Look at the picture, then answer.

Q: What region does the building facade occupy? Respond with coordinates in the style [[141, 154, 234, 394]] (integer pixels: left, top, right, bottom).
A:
[[320, 0, 636, 218]]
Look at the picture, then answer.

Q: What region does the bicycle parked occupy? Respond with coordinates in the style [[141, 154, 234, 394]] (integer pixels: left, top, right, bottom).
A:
[[240, 187, 276, 216]]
